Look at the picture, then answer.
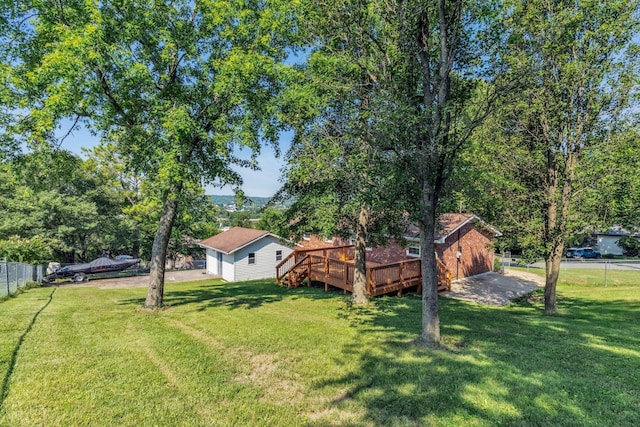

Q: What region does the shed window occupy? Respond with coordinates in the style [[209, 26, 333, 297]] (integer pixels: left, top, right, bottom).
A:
[[276, 250, 283, 261], [248, 253, 256, 264]]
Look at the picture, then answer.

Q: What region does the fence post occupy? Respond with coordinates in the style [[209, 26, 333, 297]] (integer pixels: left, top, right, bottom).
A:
[[604, 260, 608, 287], [4, 259, 9, 296]]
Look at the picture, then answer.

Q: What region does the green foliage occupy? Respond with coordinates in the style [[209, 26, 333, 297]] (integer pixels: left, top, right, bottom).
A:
[[577, 125, 640, 231], [228, 212, 253, 229], [617, 236, 640, 257], [256, 207, 287, 236], [2, 0, 302, 305], [493, 256, 502, 272], [449, 0, 640, 261], [0, 151, 102, 262], [0, 235, 53, 263]]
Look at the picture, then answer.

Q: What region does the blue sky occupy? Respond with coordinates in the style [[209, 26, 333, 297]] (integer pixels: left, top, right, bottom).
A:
[[60, 124, 288, 198]]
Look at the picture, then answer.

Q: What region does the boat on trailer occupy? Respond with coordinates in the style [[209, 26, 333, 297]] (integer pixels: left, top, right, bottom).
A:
[[43, 256, 141, 283]]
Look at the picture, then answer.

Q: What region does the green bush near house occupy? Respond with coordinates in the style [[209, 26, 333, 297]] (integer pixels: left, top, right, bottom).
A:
[[493, 257, 502, 272], [1, 275, 639, 426], [618, 235, 640, 257]]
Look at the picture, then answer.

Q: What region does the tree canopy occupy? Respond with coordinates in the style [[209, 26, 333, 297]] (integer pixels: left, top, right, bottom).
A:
[[2, 0, 300, 306]]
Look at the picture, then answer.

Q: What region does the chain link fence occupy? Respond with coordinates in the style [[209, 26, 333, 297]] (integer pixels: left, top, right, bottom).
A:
[[0, 260, 46, 298], [499, 252, 640, 287]]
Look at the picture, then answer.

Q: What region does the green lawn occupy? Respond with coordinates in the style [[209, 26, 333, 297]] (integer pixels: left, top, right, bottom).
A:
[[1, 275, 639, 426]]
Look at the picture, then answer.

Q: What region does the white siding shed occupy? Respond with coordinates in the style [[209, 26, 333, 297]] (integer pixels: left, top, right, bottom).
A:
[[200, 227, 293, 282]]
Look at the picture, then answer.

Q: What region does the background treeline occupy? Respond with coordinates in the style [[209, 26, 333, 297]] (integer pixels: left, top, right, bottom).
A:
[[0, 146, 219, 263]]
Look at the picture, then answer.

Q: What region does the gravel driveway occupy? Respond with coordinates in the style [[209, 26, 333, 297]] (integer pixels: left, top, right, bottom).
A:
[[441, 270, 545, 306], [60, 269, 216, 289]]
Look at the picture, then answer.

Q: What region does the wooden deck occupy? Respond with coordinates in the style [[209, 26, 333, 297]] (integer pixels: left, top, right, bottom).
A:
[[276, 246, 451, 297]]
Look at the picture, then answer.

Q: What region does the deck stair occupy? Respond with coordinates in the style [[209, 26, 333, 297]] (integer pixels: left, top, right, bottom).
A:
[[276, 252, 310, 288], [284, 258, 309, 288]]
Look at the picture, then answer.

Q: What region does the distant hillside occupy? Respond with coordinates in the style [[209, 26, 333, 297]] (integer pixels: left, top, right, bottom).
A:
[[209, 195, 274, 209]]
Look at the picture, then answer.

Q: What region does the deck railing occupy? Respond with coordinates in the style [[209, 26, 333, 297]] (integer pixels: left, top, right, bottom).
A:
[[367, 259, 422, 296], [275, 252, 300, 284], [277, 245, 451, 297]]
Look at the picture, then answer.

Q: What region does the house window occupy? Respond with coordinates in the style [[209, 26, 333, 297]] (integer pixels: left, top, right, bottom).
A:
[[248, 253, 256, 265], [276, 250, 282, 261], [407, 246, 420, 257]]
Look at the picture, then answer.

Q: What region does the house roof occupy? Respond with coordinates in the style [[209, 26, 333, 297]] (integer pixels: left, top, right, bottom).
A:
[[405, 213, 502, 243], [199, 227, 280, 255], [595, 227, 631, 237]]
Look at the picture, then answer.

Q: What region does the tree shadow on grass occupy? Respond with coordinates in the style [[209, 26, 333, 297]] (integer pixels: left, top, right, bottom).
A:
[[315, 294, 640, 425], [119, 279, 341, 311]]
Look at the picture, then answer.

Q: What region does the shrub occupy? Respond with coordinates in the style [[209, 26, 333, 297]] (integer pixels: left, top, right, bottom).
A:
[[493, 257, 502, 272], [618, 236, 640, 257]]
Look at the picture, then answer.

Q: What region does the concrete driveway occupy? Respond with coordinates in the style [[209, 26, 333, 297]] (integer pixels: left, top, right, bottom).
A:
[[441, 270, 545, 306]]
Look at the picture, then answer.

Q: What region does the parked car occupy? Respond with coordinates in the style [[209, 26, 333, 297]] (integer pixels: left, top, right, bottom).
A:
[[566, 247, 601, 259]]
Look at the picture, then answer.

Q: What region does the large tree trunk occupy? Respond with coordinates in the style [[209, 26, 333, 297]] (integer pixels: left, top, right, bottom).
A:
[[418, 193, 440, 346], [542, 150, 575, 315], [544, 243, 564, 314], [145, 185, 181, 308], [352, 207, 369, 305]]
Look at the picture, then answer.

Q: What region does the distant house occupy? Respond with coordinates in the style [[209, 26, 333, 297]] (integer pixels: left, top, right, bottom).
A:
[[593, 228, 640, 256], [594, 230, 625, 256], [199, 227, 294, 282]]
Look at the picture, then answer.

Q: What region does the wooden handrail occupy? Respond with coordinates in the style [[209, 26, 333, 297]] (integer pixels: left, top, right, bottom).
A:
[[276, 251, 311, 284], [436, 257, 452, 291], [368, 258, 421, 273], [295, 245, 354, 254]]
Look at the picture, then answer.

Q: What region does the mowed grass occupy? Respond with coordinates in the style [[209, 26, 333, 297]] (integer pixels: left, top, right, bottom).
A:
[[1, 273, 639, 426]]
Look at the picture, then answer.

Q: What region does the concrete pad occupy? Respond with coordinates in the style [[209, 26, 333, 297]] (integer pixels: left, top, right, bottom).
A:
[[441, 270, 545, 306]]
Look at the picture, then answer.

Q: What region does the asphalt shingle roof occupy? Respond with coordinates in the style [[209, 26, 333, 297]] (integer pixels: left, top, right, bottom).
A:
[[199, 227, 270, 254]]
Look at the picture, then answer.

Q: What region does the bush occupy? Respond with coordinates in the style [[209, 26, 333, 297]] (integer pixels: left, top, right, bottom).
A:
[[618, 236, 640, 257], [493, 257, 502, 272]]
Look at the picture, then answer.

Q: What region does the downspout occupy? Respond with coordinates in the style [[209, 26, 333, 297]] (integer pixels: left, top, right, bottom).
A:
[[456, 228, 461, 280]]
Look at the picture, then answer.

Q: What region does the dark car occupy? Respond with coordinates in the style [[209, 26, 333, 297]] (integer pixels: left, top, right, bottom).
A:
[[566, 247, 601, 259]]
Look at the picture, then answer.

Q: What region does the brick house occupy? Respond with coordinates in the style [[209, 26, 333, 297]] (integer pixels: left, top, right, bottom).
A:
[[295, 213, 501, 280], [405, 213, 502, 280]]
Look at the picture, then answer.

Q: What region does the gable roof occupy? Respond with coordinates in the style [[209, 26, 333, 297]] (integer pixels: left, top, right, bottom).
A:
[[199, 227, 281, 255], [404, 213, 502, 243]]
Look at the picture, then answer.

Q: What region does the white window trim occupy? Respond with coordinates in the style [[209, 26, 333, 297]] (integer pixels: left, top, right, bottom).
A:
[[407, 246, 421, 257]]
